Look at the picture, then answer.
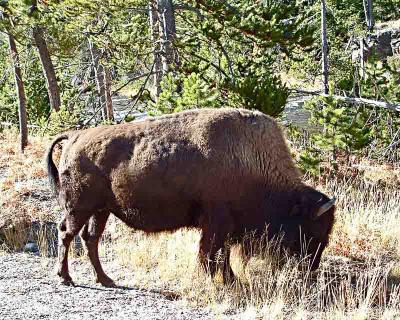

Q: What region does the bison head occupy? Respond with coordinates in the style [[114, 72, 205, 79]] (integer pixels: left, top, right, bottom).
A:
[[278, 187, 336, 270]]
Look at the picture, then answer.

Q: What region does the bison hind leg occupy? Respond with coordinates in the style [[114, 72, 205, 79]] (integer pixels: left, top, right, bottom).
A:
[[57, 210, 92, 285], [80, 211, 115, 287]]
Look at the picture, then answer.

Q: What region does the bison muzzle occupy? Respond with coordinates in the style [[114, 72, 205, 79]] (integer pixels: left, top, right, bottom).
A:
[[46, 108, 335, 286]]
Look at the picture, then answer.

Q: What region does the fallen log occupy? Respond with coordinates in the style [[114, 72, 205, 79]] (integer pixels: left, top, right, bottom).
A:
[[291, 89, 400, 112]]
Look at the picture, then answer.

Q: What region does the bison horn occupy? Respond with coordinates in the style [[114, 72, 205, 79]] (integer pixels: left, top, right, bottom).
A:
[[315, 197, 336, 218]]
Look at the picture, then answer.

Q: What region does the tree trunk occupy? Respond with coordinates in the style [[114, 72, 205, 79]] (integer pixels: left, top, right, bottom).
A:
[[158, 0, 178, 72], [321, 0, 329, 95], [89, 41, 113, 121], [149, 0, 163, 98], [359, 37, 366, 81], [32, 26, 61, 111], [149, 0, 177, 99], [104, 68, 114, 121], [29, 0, 61, 112], [89, 40, 106, 120], [8, 33, 28, 152], [363, 0, 375, 32]]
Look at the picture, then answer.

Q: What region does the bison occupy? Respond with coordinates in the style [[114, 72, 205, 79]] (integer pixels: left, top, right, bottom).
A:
[[46, 108, 335, 286]]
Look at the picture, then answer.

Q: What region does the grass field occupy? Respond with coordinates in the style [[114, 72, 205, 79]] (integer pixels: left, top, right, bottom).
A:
[[0, 129, 399, 319]]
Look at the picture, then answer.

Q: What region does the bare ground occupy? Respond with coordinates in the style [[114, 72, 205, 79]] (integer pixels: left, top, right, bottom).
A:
[[0, 252, 229, 320]]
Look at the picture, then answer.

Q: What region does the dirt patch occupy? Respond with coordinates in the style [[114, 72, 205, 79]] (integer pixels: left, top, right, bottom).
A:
[[0, 252, 229, 320]]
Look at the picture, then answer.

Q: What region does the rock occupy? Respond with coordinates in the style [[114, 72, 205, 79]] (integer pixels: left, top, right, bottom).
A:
[[351, 27, 400, 62], [27, 221, 58, 257], [24, 242, 39, 254], [375, 30, 394, 57]]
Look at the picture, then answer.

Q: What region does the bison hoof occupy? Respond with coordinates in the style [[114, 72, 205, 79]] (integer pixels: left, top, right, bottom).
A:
[[97, 276, 116, 287], [60, 278, 75, 286], [57, 270, 75, 286]]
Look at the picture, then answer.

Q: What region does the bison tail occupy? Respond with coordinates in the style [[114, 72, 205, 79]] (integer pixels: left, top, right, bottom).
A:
[[46, 134, 69, 194]]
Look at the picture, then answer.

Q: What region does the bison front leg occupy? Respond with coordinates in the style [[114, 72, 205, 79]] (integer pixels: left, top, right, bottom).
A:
[[198, 204, 235, 283], [80, 211, 115, 287], [57, 212, 90, 285]]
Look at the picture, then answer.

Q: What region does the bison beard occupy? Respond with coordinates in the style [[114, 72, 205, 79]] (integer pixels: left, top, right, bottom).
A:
[[46, 108, 335, 286]]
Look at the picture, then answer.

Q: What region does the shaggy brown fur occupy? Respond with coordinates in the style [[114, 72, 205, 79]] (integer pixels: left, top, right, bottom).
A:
[[47, 108, 335, 286]]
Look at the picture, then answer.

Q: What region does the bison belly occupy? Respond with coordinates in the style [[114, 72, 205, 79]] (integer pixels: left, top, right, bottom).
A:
[[111, 194, 200, 233], [109, 142, 205, 233]]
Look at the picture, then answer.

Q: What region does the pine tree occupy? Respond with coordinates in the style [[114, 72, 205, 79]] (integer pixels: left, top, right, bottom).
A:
[[8, 29, 28, 151]]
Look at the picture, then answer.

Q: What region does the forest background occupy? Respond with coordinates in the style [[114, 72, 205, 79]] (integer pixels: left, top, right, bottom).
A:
[[0, 0, 399, 172], [1, 1, 400, 318]]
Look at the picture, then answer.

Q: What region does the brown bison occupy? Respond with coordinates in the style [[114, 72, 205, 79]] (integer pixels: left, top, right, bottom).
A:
[[47, 108, 335, 286]]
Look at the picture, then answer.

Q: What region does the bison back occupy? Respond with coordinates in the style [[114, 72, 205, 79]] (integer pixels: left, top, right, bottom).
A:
[[57, 108, 300, 232]]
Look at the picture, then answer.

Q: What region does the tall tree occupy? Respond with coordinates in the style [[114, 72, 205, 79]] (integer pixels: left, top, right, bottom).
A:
[[103, 67, 114, 122], [321, 0, 329, 94], [8, 31, 28, 151], [29, 0, 61, 111], [89, 40, 114, 121], [363, 0, 375, 32], [158, 0, 178, 71], [32, 26, 61, 111], [149, 0, 177, 99], [149, 0, 162, 98]]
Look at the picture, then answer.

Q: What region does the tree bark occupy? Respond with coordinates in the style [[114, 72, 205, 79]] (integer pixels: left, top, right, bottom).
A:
[[291, 89, 400, 113], [32, 26, 61, 111], [8, 33, 28, 152], [149, 0, 163, 98], [89, 41, 114, 121], [363, 0, 375, 32], [359, 37, 366, 81], [321, 94, 400, 112], [158, 0, 178, 72], [149, 0, 177, 99], [321, 0, 329, 94], [104, 68, 114, 121], [29, 0, 61, 112]]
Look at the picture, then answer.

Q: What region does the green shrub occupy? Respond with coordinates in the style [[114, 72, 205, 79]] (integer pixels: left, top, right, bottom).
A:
[[150, 73, 220, 114], [150, 72, 288, 118], [0, 54, 49, 124], [38, 106, 81, 136], [228, 74, 289, 117]]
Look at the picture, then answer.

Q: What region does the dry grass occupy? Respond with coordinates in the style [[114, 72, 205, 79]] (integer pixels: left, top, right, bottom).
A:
[[0, 129, 399, 318], [0, 129, 49, 183], [0, 129, 57, 250]]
